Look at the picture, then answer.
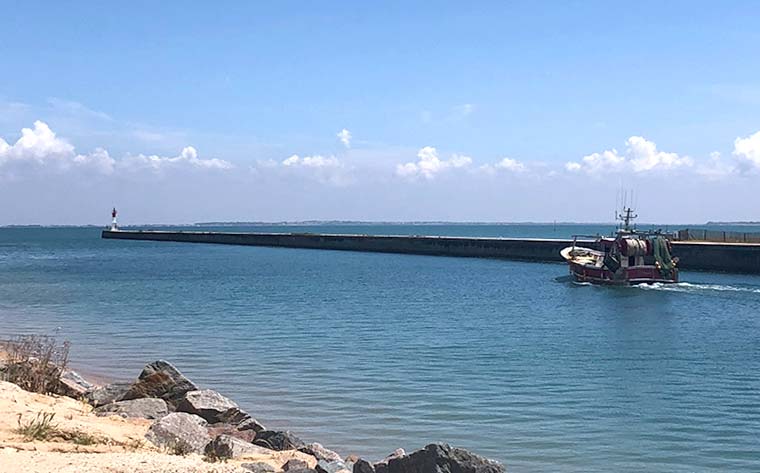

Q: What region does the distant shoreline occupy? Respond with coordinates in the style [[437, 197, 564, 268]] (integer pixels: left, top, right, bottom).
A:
[[704, 221, 760, 225]]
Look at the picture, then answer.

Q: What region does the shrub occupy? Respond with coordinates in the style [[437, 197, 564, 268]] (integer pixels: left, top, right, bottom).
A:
[[2, 335, 70, 394]]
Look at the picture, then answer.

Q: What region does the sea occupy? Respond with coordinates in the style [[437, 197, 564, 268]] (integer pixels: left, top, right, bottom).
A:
[[1, 224, 759, 472]]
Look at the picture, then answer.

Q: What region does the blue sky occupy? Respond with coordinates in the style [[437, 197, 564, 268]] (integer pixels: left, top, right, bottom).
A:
[[2, 1, 760, 224]]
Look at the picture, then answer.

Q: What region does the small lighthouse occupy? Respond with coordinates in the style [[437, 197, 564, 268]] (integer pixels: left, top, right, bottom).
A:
[[110, 207, 119, 231]]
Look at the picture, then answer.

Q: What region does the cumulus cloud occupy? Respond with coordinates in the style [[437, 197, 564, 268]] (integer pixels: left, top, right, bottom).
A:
[[0, 120, 115, 175], [734, 130, 760, 172], [480, 157, 526, 175], [0, 121, 231, 177], [396, 146, 472, 180], [566, 136, 692, 175], [274, 154, 350, 185], [337, 128, 351, 148], [122, 146, 233, 172], [282, 154, 341, 168]]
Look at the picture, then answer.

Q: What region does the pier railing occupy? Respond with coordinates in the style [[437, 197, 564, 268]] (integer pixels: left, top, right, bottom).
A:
[[677, 229, 760, 244]]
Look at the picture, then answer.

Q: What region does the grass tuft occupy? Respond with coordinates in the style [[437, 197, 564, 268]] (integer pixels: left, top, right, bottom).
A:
[[16, 411, 58, 441], [15, 411, 108, 445]]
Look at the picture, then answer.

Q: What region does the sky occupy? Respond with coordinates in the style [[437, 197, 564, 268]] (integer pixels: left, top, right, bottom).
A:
[[1, 1, 760, 225]]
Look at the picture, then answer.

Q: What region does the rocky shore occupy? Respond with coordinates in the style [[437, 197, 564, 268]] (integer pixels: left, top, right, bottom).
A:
[[1, 358, 505, 473]]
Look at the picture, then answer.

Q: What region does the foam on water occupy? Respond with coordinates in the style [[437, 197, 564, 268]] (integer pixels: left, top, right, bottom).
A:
[[636, 281, 760, 294]]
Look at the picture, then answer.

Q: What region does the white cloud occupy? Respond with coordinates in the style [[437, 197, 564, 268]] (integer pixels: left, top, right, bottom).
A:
[[734, 130, 760, 171], [496, 158, 525, 172], [396, 146, 472, 180], [120, 146, 233, 172], [0, 121, 231, 177], [480, 157, 527, 175], [0, 120, 74, 163], [567, 149, 627, 174], [0, 120, 114, 175], [566, 137, 692, 175], [627, 136, 693, 172], [282, 154, 341, 168], [72, 148, 115, 174], [337, 128, 351, 148], [275, 154, 350, 185]]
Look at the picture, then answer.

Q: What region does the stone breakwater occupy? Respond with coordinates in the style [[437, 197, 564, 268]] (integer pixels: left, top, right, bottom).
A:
[[59, 360, 507, 473], [102, 230, 760, 274]]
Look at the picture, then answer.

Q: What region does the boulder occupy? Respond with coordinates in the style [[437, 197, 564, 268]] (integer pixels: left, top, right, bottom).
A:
[[85, 382, 133, 407], [242, 463, 277, 473], [120, 360, 198, 408], [237, 416, 267, 432], [354, 459, 376, 473], [205, 434, 274, 460], [384, 444, 504, 473], [284, 459, 310, 471], [176, 389, 239, 424], [374, 449, 406, 473], [207, 422, 257, 443], [300, 442, 343, 462], [145, 412, 210, 455], [316, 459, 351, 473], [57, 370, 95, 398], [94, 398, 169, 419], [217, 407, 266, 432], [253, 430, 305, 451]]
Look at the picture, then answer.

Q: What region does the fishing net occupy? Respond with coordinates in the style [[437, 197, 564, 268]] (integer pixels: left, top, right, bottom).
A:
[[652, 236, 676, 277]]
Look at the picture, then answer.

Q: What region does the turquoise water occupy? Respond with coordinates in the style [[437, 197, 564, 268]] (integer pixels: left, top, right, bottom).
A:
[[1, 226, 759, 472]]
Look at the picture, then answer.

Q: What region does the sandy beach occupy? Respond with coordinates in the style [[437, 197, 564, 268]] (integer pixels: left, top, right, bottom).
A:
[[0, 380, 317, 473]]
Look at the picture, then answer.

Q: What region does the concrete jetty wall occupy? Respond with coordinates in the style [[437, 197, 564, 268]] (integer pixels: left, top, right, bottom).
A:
[[101, 230, 760, 274]]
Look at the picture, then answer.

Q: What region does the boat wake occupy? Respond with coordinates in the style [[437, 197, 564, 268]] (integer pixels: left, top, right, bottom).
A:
[[636, 282, 760, 294]]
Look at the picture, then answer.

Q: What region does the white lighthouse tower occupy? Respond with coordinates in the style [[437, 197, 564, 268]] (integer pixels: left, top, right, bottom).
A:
[[110, 207, 119, 231]]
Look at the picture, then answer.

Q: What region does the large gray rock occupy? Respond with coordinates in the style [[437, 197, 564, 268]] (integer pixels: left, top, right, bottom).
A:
[[384, 444, 504, 473], [176, 389, 238, 424], [120, 360, 198, 408], [145, 412, 210, 455], [207, 422, 257, 443], [284, 459, 310, 471], [374, 449, 406, 473], [242, 463, 277, 473], [94, 398, 169, 419], [300, 442, 343, 462], [316, 459, 351, 473], [253, 430, 305, 451], [217, 407, 266, 432], [205, 434, 274, 460], [85, 382, 133, 407], [354, 459, 375, 473]]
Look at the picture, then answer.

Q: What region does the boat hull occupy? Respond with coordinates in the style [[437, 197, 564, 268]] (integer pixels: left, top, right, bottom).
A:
[[561, 246, 678, 285]]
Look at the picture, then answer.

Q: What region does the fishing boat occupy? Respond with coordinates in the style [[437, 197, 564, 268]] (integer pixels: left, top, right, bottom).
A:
[[560, 208, 679, 285]]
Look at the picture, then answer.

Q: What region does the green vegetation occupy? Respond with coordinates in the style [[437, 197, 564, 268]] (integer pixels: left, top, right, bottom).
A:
[[15, 411, 107, 445]]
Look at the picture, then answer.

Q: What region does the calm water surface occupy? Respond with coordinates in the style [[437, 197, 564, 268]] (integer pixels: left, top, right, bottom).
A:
[[1, 225, 759, 472]]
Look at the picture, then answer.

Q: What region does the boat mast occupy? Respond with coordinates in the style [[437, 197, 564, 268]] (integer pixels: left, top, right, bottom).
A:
[[616, 207, 637, 232]]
